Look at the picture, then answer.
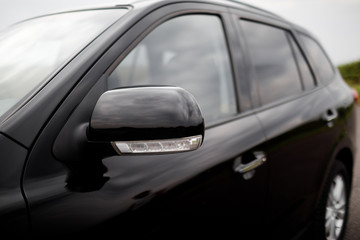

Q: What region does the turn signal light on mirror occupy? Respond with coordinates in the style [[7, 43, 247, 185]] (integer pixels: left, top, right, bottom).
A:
[[112, 135, 203, 154]]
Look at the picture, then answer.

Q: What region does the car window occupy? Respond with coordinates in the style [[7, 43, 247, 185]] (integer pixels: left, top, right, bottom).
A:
[[288, 35, 316, 91], [298, 34, 334, 84], [241, 20, 303, 105], [108, 14, 237, 124], [0, 9, 127, 119]]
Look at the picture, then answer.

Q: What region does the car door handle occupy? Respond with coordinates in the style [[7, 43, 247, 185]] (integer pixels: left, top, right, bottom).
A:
[[323, 108, 338, 122], [233, 151, 267, 174], [322, 108, 338, 128]]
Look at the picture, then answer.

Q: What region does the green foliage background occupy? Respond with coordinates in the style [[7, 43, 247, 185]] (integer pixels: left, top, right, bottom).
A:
[[338, 60, 360, 95]]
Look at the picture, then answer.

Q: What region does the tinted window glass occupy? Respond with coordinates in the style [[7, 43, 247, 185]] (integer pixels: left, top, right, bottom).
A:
[[288, 35, 316, 90], [299, 34, 334, 84], [0, 9, 126, 119], [241, 21, 302, 105], [108, 15, 237, 124]]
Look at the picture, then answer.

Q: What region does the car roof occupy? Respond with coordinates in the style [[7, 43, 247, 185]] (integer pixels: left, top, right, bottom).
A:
[[128, 0, 283, 18], [57, 0, 283, 20], [118, 0, 307, 33], [26, 0, 310, 36]]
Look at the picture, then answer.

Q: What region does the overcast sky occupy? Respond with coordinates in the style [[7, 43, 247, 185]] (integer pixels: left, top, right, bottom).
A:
[[0, 0, 359, 65]]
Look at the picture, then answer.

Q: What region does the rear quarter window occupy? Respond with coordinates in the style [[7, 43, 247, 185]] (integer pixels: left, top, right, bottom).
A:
[[298, 34, 335, 85]]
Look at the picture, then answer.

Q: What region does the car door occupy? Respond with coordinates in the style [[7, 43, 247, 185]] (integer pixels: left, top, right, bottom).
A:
[[22, 2, 268, 237], [236, 15, 347, 239]]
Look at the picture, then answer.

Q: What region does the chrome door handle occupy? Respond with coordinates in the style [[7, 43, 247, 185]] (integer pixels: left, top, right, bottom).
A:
[[323, 108, 338, 122], [233, 151, 267, 174], [323, 108, 338, 128]]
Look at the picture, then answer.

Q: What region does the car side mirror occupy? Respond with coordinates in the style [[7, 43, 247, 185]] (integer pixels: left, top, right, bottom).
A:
[[88, 86, 204, 154]]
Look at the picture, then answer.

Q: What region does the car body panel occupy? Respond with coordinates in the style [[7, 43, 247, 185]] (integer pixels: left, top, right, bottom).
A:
[[0, 134, 28, 234], [257, 86, 353, 238]]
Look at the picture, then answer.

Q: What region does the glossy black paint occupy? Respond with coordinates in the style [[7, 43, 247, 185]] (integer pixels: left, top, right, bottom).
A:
[[256, 86, 350, 238], [88, 86, 204, 141], [0, 134, 29, 235], [25, 112, 268, 237], [0, 0, 356, 239]]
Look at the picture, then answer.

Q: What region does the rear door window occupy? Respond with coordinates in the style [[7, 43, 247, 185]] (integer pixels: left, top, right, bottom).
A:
[[241, 20, 303, 105]]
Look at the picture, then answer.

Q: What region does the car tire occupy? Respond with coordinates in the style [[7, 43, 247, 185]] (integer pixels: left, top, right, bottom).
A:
[[309, 160, 350, 240]]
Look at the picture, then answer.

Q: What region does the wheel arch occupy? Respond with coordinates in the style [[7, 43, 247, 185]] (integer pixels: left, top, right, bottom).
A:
[[314, 142, 354, 216], [335, 147, 354, 190]]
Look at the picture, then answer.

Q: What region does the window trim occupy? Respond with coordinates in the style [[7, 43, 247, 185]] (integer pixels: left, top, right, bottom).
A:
[[286, 32, 318, 91], [287, 33, 306, 91]]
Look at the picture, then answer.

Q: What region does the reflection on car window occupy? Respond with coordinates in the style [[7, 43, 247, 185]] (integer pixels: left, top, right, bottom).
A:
[[241, 21, 302, 105], [288, 35, 316, 91], [299, 34, 334, 84], [0, 9, 127, 119], [108, 15, 237, 124]]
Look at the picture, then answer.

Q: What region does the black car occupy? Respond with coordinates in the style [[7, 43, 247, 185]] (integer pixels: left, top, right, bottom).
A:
[[0, 0, 357, 239]]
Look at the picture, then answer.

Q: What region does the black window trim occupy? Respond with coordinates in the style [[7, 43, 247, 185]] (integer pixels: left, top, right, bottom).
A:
[[286, 32, 305, 91], [286, 31, 318, 90]]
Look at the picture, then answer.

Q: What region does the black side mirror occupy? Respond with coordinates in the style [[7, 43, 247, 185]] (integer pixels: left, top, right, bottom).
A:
[[88, 86, 204, 154]]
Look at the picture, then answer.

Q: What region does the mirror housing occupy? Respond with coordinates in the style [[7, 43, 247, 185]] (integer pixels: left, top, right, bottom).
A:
[[88, 86, 204, 154]]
